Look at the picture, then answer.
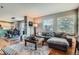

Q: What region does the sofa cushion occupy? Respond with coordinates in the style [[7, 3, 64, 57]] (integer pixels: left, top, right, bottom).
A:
[[42, 32, 55, 37], [54, 32, 66, 38]]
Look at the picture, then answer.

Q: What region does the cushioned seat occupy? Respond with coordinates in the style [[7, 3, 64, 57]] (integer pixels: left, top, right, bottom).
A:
[[47, 37, 69, 51], [0, 29, 7, 37]]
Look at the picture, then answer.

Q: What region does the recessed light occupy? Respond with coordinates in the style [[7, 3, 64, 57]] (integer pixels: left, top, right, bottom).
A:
[[0, 6, 4, 8]]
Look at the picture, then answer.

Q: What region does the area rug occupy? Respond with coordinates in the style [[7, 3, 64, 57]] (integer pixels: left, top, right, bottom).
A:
[[2, 42, 49, 55], [3, 38, 20, 45]]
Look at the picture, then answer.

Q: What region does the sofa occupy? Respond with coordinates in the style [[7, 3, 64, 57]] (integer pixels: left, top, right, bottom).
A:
[[0, 29, 7, 37]]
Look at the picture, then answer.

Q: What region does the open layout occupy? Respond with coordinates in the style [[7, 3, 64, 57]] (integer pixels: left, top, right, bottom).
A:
[[0, 3, 79, 55]]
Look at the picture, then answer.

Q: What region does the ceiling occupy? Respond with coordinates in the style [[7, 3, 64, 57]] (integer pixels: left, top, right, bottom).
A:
[[0, 3, 79, 22]]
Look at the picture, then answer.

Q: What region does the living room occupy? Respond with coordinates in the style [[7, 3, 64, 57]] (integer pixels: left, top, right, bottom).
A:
[[0, 3, 79, 55]]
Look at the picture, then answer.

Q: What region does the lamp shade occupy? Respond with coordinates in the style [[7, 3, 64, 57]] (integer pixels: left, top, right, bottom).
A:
[[33, 24, 38, 27]]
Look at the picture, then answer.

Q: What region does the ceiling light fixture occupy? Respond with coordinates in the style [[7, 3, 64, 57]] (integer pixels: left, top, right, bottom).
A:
[[11, 17, 15, 19]]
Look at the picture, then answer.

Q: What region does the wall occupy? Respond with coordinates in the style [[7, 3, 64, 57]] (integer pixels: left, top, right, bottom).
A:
[[13, 9, 78, 35], [78, 8, 79, 36], [14, 17, 34, 36], [27, 17, 34, 36], [0, 21, 12, 29], [15, 21, 25, 35]]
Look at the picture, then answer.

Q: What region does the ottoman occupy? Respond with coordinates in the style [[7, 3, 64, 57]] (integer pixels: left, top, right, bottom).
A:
[[47, 37, 69, 51]]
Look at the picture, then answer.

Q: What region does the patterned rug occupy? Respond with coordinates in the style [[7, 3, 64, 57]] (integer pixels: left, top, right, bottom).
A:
[[3, 38, 20, 45], [2, 42, 49, 55]]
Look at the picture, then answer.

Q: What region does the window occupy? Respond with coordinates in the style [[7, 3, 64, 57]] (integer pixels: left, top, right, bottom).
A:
[[57, 15, 76, 34], [42, 19, 53, 32]]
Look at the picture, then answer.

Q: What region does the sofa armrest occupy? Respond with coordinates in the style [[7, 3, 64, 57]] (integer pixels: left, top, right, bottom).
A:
[[66, 38, 72, 47]]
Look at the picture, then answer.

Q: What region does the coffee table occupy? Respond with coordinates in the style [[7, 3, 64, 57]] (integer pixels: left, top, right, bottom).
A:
[[24, 36, 44, 50], [25, 39, 38, 50]]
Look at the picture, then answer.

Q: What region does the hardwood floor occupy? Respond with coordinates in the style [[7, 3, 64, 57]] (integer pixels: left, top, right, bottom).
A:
[[0, 37, 20, 49], [0, 39, 10, 48], [0, 38, 10, 55]]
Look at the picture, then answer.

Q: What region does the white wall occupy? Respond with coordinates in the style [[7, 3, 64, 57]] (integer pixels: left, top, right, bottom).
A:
[[78, 8, 79, 35], [19, 21, 24, 35], [13, 16, 34, 36]]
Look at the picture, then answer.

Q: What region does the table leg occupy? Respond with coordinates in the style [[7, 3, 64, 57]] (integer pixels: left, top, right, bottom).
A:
[[25, 41, 27, 46], [20, 36, 22, 41], [42, 40, 44, 46], [35, 43, 37, 50]]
